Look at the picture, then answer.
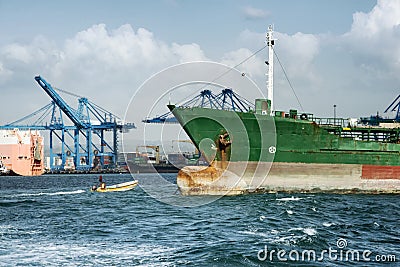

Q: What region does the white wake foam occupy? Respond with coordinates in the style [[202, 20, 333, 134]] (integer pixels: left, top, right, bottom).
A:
[[288, 227, 317, 236], [276, 196, 303, 201], [322, 222, 336, 227], [12, 190, 86, 198]]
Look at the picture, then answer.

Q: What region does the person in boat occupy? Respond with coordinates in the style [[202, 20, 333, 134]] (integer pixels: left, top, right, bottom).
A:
[[98, 175, 106, 189]]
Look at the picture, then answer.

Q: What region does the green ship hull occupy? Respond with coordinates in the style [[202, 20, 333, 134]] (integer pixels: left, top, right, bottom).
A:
[[168, 104, 400, 195]]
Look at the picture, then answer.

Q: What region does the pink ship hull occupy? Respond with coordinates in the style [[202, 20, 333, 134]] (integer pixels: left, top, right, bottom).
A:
[[0, 130, 44, 176]]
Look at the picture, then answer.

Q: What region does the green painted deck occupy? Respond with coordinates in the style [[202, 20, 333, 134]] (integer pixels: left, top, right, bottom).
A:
[[168, 105, 400, 166]]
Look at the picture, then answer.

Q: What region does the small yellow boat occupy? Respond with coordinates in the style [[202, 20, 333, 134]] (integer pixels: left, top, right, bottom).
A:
[[91, 180, 139, 192]]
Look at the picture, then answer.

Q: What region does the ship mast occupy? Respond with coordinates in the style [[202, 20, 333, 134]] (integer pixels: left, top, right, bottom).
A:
[[266, 25, 275, 115]]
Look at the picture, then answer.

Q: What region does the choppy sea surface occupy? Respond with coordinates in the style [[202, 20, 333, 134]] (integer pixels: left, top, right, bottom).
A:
[[0, 173, 398, 266]]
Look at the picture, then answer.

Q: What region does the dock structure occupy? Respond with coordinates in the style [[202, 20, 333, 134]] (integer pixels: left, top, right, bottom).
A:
[[0, 76, 135, 172]]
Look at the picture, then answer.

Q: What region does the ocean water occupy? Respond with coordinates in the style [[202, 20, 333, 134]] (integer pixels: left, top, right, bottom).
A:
[[0, 173, 398, 266]]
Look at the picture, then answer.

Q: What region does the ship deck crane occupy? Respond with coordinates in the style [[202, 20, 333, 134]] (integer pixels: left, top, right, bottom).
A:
[[0, 76, 135, 171], [143, 89, 254, 124]]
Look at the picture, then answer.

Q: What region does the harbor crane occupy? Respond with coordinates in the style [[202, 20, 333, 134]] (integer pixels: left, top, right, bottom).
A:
[[143, 88, 255, 124], [384, 94, 400, 122], [0, 76, 135, 171], [360, 94, 400, 126]]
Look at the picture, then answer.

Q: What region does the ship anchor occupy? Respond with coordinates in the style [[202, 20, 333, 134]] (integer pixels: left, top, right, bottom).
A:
[[217, 132, 231, 169]]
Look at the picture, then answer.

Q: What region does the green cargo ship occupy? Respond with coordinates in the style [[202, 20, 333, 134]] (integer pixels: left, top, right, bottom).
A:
[[168, 26, 400, 195]]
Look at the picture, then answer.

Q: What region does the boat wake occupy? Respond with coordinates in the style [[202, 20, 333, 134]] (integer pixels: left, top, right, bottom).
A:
[[11, 190, 86, 198], [240, 226, 318, 245], [276, 196, 304, 201]]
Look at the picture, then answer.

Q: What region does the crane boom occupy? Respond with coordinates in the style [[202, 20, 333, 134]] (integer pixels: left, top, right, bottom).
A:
[[34, 76, 89, 129]]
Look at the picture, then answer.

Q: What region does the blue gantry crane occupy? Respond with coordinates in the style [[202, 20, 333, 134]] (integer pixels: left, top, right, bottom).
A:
[[359, 94, 400, 126], [384, 94, 400, 122], [143, 88, 255, 123], [0, 76, 135, 171]]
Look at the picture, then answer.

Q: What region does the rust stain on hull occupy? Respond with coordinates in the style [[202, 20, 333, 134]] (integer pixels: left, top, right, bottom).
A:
[[177, 166, 248, 195], [177, 162, 400, 195]]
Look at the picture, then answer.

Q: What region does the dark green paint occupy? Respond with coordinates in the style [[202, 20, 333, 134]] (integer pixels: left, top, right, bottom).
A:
[[168, 105, 400, 166]]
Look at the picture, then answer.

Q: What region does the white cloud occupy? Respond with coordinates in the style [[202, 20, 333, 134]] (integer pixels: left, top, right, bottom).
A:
[[349, 0, 400, 37], [0, 24, 209, 124], [3, 44, 32, 64], [2, 36, 60, 65], [56, 24, 172, 75], [243, 6, 268, 20], [171, 43, 207, 63], [236, 29, 321, 92], [233, 0, 400, 116], [0, 62, 13, 83], [221, 48, 265, 78], [1, 0, 400, 129], [51, 23, 209, 82], [274, 32, 320, 82], [343, 0, 400, 77]]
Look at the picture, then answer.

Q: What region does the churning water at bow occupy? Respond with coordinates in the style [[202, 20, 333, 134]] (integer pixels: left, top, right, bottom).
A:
[[0, 174, 398, 266]]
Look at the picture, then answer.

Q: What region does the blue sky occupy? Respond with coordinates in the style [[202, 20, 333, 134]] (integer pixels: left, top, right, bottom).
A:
[[0, 1, 376, 50], [0, 0, 398, 141]]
